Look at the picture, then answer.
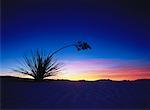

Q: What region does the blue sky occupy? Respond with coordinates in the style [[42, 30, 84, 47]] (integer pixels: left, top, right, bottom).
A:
[[1, 0, 150, 80]]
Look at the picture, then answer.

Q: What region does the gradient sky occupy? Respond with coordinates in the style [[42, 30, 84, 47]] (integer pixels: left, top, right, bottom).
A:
[[1, 0, 150, 80]]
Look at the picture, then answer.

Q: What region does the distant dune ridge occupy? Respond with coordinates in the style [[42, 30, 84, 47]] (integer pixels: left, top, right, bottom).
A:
[[1, 76, 150, 109]]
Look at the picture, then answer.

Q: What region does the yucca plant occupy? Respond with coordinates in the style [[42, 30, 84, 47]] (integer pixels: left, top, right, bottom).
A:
[[14, 41, 91, 81], [14, 50, 63, 81]]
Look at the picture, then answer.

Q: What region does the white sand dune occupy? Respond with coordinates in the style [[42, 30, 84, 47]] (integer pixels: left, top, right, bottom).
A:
[[1, 76, 150, 109]]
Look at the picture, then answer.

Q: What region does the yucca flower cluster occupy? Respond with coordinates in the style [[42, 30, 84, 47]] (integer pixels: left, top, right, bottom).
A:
[[75, 41, 91, 51]]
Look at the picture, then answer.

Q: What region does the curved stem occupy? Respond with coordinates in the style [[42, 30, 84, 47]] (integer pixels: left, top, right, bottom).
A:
[[49, 44, 76, 57]]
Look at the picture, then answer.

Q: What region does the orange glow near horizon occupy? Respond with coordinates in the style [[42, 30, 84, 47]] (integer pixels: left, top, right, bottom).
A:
[[1, 71, 150, 81], [1, 59, 150, 81]]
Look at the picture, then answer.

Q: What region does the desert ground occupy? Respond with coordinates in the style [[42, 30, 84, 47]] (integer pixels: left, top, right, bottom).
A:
[[1, 76, 150, 109]]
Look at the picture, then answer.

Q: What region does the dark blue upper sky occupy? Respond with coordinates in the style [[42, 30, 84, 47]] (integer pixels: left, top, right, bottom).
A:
[[1, 0, 150, 71]]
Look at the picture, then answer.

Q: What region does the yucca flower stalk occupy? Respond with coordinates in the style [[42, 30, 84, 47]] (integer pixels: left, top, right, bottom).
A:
[[14, 41, 91, 81], [50, 41, 91, 57]]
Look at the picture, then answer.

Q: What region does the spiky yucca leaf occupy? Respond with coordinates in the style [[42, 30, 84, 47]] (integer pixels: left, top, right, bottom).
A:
[[14, 50, 62, 81]]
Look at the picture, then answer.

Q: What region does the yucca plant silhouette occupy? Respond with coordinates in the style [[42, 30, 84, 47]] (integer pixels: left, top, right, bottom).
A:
[[14, 41, 91, 81]]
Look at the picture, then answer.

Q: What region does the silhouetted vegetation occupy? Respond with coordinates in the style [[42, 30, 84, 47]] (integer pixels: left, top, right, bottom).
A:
[[14, 50, 63, 81], [14, 41, 91, 81]]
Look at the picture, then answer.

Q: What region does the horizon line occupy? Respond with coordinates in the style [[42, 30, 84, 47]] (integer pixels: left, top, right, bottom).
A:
[[1, 75, 150, 82]]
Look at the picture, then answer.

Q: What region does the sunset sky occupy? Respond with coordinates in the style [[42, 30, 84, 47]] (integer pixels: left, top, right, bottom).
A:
[[1, 0, 150, 80]]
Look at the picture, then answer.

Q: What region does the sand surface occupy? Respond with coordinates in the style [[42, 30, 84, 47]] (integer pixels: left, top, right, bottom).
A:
[[1, 76, 150, 109]]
